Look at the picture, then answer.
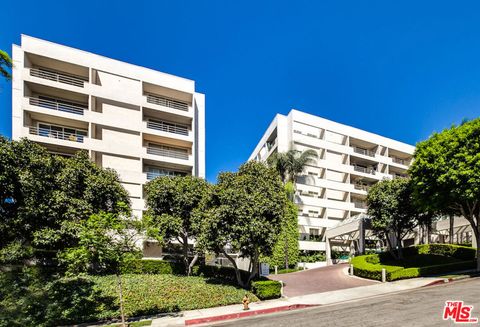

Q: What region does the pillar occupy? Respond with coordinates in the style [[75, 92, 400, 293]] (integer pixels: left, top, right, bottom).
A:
[[326, 237, 332, 265]]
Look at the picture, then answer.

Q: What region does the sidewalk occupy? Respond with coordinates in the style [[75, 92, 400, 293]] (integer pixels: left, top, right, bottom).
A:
[[150, 276, 444, 326]]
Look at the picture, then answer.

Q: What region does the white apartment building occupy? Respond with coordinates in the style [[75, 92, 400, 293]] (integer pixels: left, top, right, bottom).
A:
[[11, 35, 205, 255], [249, 109, 415, 253]]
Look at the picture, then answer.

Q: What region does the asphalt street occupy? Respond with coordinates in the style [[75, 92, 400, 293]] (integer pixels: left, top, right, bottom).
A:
[[215, 278, 480, 327]]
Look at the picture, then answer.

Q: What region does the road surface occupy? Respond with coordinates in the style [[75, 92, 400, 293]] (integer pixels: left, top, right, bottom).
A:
[[268, 264, 376, 297], [217, 278, 480, 327]]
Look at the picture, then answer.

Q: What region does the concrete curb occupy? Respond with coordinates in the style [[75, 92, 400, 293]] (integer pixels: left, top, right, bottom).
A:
[[184, 304, 318, 326], [422, 274, 477, 287]]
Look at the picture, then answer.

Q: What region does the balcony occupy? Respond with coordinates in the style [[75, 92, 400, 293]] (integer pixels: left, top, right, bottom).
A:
[[353, 201, 367, 209], [146, 144, 189, 160], [146, 94, 189, 112], [392, 173, 408, 179], [392, 157, 408, 165], [353, 165, 376, 175], [352, 146, 375, 157], [28, 126, 86, 143], [146, 168, 187, 180], [299, 233, 323, 242], [354, 184, 370, 191], [146, 119, 189, 136], [30, 67, 88, 88], [28, 96, 87, 115]]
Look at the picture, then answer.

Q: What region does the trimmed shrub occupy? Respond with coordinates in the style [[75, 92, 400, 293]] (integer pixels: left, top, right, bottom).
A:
[[120, 260, 184, 275], [251, 280, 282, 300], [390, 260, 476, 281], [352, 244, 477, 281]]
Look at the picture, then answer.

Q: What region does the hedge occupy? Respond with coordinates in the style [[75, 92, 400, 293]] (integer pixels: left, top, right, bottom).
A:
[[120, 260, 185, 275], [251, 280, 282, 300], [352, 244, 477, 281], [390, 260, 476, 281]]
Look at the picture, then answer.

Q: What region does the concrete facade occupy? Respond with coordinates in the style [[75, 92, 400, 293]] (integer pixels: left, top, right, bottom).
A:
[[11, 35, 205, 229], [249, 109, 415, 253]]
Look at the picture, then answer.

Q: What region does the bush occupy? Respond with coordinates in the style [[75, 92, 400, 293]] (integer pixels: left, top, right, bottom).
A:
[[299, 251, 326, 263], [0, 268, 115, 327], [120, 260, 184, 275], [352, 244, 477, 281], [93, 274, 258, 318], [251, 280, 282, 300]]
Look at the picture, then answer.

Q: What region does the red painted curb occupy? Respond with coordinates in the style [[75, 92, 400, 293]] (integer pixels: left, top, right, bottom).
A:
[[184, 304, 318, 326], [422, 279, 449, 287]]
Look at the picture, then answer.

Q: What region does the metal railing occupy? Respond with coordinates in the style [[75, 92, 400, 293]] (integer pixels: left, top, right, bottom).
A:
[[353, 201, 368, 209], [146, 169, 185, 180], [299, 233, 322, 242], [29, 97, 86, 115], [146, 94, 189, 112], [146, 120, 188, 136], [353, 165, 376, 175], [28, 126, 85, 143], [354, 184, 370, 191], [30, 67, 87, 88], [147, 145, 189, 160], [392, 173, 408, 179], [392, 157, 408, 165], [352, 146, 376, 157]]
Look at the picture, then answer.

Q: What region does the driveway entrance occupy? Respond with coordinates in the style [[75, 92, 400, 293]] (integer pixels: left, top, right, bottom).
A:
[[268, 263, 377, 297]]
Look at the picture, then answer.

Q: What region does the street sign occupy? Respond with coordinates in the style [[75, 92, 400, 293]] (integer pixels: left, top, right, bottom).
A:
[[260, 262, 270, 277]]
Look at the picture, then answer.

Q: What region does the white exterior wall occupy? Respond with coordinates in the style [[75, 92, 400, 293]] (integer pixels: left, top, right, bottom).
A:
[[250, 109, 415, 252], [11, 35, 205, 224]]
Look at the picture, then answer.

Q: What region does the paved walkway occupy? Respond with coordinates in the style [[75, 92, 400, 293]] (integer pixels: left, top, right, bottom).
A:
[[151, 274, 443, 326], [268, 263, 377, 297]]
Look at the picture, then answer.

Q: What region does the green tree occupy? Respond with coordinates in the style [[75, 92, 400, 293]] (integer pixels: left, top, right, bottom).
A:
[[144, 175, 211, 275], [409, 118, 480, 270], [267, 149, 316, 269], [366, 178, 419, 259], [60, 209, 141, 327], [0, 137, 130, 265], [197, 161, 286, 287], [0, 50, 12, 80], [263, 200, 299, 268], [268, 149, 317, 184]]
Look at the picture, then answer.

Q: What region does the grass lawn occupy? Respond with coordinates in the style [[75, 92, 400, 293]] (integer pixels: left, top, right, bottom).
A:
[[92, 274, 258, 320]]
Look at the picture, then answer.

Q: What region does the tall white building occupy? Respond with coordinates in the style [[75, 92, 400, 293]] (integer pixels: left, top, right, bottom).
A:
[[249, 109, 415, 253], [11, 35, 205, 249]]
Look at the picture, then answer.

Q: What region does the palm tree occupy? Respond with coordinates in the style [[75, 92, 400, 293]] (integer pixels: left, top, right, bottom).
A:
[[0, 50, 13, 81], [268, 149, 317, 185], [267, 148, 317, 269]]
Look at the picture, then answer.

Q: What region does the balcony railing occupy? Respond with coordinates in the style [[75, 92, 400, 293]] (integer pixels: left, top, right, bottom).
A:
[[353, 201, 367, 209], [392, 157, 408, 165], [352, 146, 376, 157], [147, 145, 189, 160], [147, 120, 188, 136], [353, 165, 376, 175], [392, 173, 408, 179], [29, 97, 87, 115], [30, 67, 87, 88], [28, 126, 86, 143], [299, 233, 322, 242], [146, 94, 189, 112], [354, 184, 370, 191]]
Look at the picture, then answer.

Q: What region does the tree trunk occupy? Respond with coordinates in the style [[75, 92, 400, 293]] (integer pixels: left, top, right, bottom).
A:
[[385, 233, 398, 260], [247, 252, 259, 286], [222, 249, 246, 288], [182, 234, 190, 276], [117, 274, 126, 327], [188, 253, 199, 276], [449, 215, 454, 244]]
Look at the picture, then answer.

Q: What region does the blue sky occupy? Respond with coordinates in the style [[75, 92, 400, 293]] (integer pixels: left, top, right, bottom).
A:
[[1, 1, 480, 182]]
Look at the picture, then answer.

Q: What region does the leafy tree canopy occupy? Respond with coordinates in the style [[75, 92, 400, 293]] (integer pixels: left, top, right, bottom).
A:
[[143, 175, 211, 275], [0, 137, 130, 266], [197, 161, 286, 287], [409, 118, 480, 270]]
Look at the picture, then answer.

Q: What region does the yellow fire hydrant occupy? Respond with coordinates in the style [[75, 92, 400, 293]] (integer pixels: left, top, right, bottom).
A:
[[242, 293, 250, 310]]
